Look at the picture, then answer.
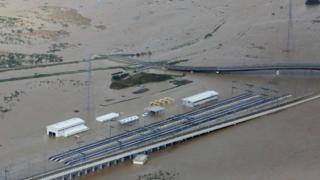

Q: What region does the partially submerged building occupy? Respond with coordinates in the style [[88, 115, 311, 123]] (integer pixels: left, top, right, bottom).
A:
[[182, 90, 219, 107], [118, 115, 139, 125], [111, 71, 129, 80], [46, 118, 89, 137], [144, 106, 165, 116], [305, 0, 319, 5], [133, 154, 148, 165], [96, 112, 120, 122]]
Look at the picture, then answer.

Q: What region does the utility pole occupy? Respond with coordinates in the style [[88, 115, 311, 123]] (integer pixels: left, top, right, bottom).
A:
[[231, 80, 237, 96], [286, 0, 293, 53], [86, 57, 94, 121], [4, 168, 8, 180], [85, 0, 102, 122], [109, 124, 114, 137]]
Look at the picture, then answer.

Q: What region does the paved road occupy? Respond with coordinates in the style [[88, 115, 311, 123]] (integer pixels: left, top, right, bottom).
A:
[[166, 64, 320, 73]]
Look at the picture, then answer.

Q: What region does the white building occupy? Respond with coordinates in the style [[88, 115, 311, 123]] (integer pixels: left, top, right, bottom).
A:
[[96, 112, 120, 122], [46, 118, 89, 137], [118, 115, 139, 125], [133, 154, 148, 165], [182, 90, 219, 107], [144, 106, 165, 116]]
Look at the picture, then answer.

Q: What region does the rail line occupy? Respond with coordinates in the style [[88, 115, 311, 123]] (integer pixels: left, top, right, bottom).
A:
[[50, 94, 275, 166], [49, 93, 254, 162]]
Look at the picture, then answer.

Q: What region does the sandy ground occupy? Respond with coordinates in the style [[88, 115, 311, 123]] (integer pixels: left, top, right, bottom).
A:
[[0, 0, 320, 179]]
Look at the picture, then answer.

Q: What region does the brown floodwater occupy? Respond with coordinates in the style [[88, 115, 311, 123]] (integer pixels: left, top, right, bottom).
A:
[[0, 0, 320, 180]]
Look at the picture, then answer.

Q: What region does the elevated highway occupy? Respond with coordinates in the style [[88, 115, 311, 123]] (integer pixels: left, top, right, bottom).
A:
[[166, 64, 320, 74]]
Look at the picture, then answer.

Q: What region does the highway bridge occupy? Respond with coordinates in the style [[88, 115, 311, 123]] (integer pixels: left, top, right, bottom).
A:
[[166, 64, 320, 74]]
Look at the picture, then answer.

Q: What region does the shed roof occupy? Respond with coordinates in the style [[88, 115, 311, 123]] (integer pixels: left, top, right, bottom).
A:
[[118, 115, 139, 124], [183, 90, 219, 103], [63, 124, 89, 137], [133, 154, 148, 162], [46, 117, 84, 131], [145, 106, 165, 113], [96, 112, 120, 122]]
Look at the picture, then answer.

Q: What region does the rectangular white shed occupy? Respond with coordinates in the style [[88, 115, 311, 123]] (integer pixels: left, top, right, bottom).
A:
[[182, 90, 219, 107], [133, 154, 148, 165], [118, 115, 139, 125], [46, 118, 89, 137], [96, 112, 120, 122]]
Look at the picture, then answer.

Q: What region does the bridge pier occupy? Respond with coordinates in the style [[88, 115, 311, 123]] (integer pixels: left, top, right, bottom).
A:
[[83, 169, 88, 175], [152, 147, 158, 152], [112, 160, 118, 165], [72, 173, 76, 178], [127, 155, 132, 160], [91, 166, 96, 172], [88, 168, 92, 174], [68, 174, 72, 180]]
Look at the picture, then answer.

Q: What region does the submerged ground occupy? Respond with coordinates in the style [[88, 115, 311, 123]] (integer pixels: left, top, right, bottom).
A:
[[0, 0, 319, 179]]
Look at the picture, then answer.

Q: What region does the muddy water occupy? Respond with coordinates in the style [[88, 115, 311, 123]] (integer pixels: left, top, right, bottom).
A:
[[0, 73, 319, 179], [2, 70, 320, 179], [0, 0, 320, 179]]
